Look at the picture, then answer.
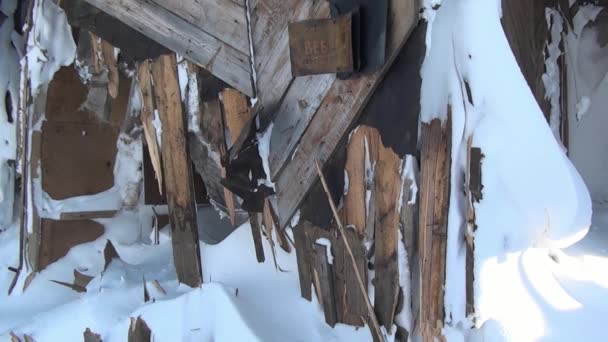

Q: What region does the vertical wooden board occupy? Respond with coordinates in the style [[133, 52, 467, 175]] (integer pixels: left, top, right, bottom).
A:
[[373, 144, 402, 329], [293, 221, 314, 300], [138, 61, 163, 195], [41, 121, 118, 200], [128, 317, 152, 342], [418, 117, 451, 341], [38, 219, 105, 270], [152, 54, 202, 287], [343, 125, 381, 235], [332, 227, 367, 326], [312, 240, 338, 327], [45, 67, 97, 123], [249, 212, 266, 263], [221, 88, 251, 147]]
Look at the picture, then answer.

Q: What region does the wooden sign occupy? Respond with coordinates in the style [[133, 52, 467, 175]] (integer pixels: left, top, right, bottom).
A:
[[288, 14, 354, 76]]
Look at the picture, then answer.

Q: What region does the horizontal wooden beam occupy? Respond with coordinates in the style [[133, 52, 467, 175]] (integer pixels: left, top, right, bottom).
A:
[[84, 0, 254, 96]]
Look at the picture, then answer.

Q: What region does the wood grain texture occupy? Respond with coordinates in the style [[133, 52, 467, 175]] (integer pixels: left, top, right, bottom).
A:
[[293, 220, 314, 300], [343, 125, 381, 235], [221, 88, 252, 147], [152, 0, 250, 54], [312, 238, 338, 327], [418, 117, 451, 342], [250, 212, 266, 262], [152, 54, 202, 287], [274, 0, 419, 228], [128, 317, 151, 342], [252, 0, 329, 127], [373, 144, 402, 329], [84, 0, 254, 96], [138, 61, 163, 195]]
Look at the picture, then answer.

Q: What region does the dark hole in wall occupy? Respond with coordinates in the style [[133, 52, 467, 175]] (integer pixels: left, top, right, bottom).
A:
[[5, 92, 14, 124]]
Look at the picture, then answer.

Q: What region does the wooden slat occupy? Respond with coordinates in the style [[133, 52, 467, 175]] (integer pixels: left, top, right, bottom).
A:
[[138, 61, 163, 195], [293, 220, 314, 300], [274, 0, 419, 228], [128, 317, 152, 342], [84, 0, 254, 96], [418, 117, 451, 342], [250, 212, 266, 263], [373, 144, 402, 329], [466, 141, 483, 318], [312, 237, 338, 327], [221, 88, 252, 147], [152, 0, 250, 54], [151, 54, 203, 287], [343, 125, 381, 235], [333, 227, 367, 326], [268, 71, 335, 178]]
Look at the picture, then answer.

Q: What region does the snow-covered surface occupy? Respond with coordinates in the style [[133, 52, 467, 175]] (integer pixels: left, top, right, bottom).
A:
[[421, 0, 598, 340], [315, 237, 333, 265], [256, 123, 275, 190], [26, 0, 76, 97], [1, 216, 371, 341], [542, 8, 563, 140]]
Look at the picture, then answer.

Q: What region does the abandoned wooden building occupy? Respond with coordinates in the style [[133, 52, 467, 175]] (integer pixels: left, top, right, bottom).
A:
[[1, 0, 607, 340]]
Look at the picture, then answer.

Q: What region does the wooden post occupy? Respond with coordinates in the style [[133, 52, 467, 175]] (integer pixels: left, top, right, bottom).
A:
[[465, 138, 483, 319], [151, 54, 202, 287], [418, 115, 451, 342]]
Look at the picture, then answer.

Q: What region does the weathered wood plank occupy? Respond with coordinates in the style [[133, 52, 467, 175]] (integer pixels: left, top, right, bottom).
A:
[[84, 0, 254, 96], [128, 317, 152, 342], [268, 71, 335, 178], [221, 88, 252, 147], [373, 144, 402, 329], [152, 0, 250, 54], [137, 61, 163, 195], [312, 237, 338, 327], [333, 227, 367, 326], [151, 54, 203, 287], [250, 212, 266, 263], [274, 0, 419, 228], [343, 125, 381, 235], [418, 116, 451, 342], [466, 141, 483, 318], [253, 0, 329, 127], [293, 220, 314, 300]]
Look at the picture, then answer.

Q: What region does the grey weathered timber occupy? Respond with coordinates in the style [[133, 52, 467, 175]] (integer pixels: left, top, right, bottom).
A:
[[83, 0, 254, 96], [252, 0, 329, 127], [273, 0, 419, 228], [152, 0, 250, 54]]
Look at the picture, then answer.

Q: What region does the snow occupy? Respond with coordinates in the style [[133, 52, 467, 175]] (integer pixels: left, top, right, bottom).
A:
[[26, 0, 76, 97], [542, 8, 563, 140], [394, 230, 412, 334], [152, 109, 163, 147], [315, 238, 333, 265], [256, 123, 275, 190], [422, 0, 595, 339], [575, 95, 591, 120], [290, 209, 300, 228], [1, 214, 371, 341]]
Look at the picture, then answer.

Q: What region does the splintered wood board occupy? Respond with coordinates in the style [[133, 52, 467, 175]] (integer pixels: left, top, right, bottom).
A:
[[269, 0, 420, 228], [84, 0, 253, 96], [41, 121, 118, 200]]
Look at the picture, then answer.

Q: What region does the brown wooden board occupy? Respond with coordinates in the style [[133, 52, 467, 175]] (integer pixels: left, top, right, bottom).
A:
[[152, 54, 203, 287], [41, 121, 118, 200], [373, 144, 402, 329], [38, 219, 105, 270], [312, 239, 338, 327], [418, 116, 451, 342], [294, 221, 314, 301], [288, 14, 353, 76]]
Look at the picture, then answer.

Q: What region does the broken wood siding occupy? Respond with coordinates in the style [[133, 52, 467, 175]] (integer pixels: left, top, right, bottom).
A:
[[151, 54, 203, 287], [271, 0, 419, 229]]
